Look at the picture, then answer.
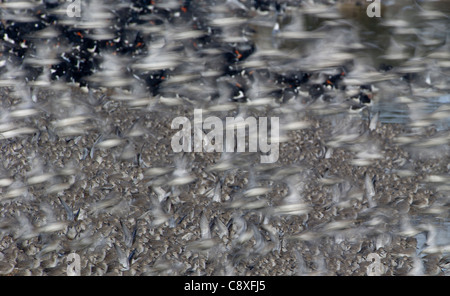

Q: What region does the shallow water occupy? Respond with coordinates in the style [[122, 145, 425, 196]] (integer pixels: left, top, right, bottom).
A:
[[373, 94, 450, 126]]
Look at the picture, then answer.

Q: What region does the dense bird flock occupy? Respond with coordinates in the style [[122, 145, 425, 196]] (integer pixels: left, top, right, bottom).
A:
[[0, 0, 449, 275]]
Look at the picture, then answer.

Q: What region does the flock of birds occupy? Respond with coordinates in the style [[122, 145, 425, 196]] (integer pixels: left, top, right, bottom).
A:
[[0, 0, 449, 275]]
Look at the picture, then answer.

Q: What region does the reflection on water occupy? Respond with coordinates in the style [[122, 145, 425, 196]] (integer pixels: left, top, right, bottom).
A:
[[372, 94, 450, 129]]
